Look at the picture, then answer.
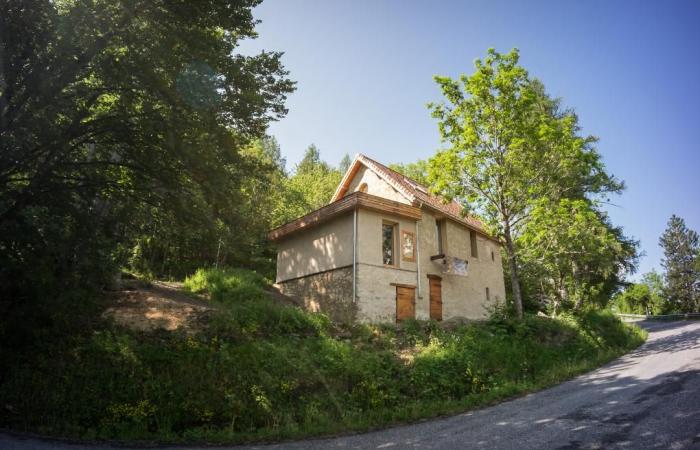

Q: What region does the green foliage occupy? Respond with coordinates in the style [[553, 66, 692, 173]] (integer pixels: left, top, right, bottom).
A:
[[339, 153, 353, 173], [388, 159, 430, 185], [0, 268, 645, 444], [427, 48, 634, 317], [517, 199, 638, 314], [279, 145, 343, 223], [612, 282, 664, 315], [0, 0, 294, 305], [659, 215, 700, 312], [184, 268, 269, 303]]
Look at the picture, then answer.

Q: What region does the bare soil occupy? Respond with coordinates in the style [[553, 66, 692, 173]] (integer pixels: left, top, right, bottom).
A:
[[102, 280, 214, 332]]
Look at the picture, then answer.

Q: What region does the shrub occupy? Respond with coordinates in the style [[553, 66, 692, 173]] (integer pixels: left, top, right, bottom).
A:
[[0, 268, 647, 444]]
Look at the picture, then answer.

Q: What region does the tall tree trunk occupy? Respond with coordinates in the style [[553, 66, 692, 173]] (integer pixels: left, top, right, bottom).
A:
[[503, 227, 523, 319]]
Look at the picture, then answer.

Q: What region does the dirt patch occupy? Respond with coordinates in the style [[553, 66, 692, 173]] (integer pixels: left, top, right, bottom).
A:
[[103, 281, 214, 332]]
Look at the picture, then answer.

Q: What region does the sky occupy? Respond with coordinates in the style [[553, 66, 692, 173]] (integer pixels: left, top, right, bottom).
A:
[[238, 0, 700, 278]]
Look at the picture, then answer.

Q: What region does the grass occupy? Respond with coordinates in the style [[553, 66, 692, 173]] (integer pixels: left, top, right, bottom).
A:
[[0, 267, 647, 444]]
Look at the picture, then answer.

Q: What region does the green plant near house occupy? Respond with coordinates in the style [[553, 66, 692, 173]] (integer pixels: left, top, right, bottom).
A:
[[0, 268, 646, 444]]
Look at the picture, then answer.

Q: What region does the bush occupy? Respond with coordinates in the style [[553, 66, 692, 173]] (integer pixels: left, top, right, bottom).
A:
[[0, 268, 647, 444], [184, 267, 269, 303]]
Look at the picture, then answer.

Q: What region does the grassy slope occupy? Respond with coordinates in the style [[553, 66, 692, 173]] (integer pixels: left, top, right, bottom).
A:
[[0, 268, 646, 444]]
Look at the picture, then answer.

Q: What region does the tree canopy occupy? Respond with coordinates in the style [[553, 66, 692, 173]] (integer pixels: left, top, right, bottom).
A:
[[427, 48, 635, 317], [659, 215, 700, 312], [389, 159, 430, 185], [1, 0, 294, 299]]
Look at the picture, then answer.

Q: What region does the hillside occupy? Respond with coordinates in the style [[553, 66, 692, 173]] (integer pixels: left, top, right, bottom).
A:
[[0, 268, 646, 444]]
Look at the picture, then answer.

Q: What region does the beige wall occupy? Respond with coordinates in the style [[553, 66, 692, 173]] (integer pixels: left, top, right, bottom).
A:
[[275, 212, 354, 282], [274, 166, 507, 323], [352, 207, 505, 323], [345, 166, 409, 204], [355, 208, 421, 322], [416, 209, 506, 319]]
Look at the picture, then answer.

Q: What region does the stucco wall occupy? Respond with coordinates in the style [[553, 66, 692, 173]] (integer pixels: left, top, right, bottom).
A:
[[417, 209, 506, 319], [276, 212, 353, 282], [274, 167, 506, 323], [354, 205, 505, 322], [345, 166, 409, 204], [276, 266, 356, 323]]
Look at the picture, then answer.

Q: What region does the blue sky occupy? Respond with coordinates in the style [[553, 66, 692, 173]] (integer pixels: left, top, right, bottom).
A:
[[239, 0, 700, 278]]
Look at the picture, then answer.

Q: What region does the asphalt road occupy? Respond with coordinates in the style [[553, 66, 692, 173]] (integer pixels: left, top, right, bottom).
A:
[[2, 320, 699, 450]]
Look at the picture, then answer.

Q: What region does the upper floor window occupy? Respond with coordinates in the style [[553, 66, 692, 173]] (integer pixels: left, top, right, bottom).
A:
[[486, 287, 491, 301], [382, 222, 396, 266], [491, 250, 495, 262], [435, 219, 444, 254], [470, 230, 478, 258], [357, 182, 368, 193]]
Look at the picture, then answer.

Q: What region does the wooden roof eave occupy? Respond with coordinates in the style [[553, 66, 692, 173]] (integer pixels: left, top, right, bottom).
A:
[[268, 192, 422, 242]]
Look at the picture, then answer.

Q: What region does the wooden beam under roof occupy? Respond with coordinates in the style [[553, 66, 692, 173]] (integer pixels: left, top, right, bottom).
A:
[[268, 192, 422, 242]]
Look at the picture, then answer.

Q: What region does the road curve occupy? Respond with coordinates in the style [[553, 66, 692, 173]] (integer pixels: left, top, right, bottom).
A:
[[2, 320, 699, 450]]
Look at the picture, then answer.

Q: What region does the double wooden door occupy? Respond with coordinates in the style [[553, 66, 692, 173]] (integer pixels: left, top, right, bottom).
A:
[[429, 275, 442, 321]]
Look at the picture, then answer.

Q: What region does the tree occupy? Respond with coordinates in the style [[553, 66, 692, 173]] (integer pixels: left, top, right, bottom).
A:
[[517, 199, 638, 314], [339, 153, 353, 174], [282, 145, 342, 220], [613, 282, 663, 315], [428, 48, 624, 318], [389, 159, 430, 185], [0, 1, 294, 302], [659, 215, 699, 312]]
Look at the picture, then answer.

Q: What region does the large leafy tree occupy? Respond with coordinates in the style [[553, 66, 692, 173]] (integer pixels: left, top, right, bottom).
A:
[[389, 159, 430, 185], [659, 215, 699, 312], [613, 282, 664, 315], [428, 48, 625, 318], [282, 145, 342, 220], [518, 199, 637, 314], [0, 1, 293, 299]]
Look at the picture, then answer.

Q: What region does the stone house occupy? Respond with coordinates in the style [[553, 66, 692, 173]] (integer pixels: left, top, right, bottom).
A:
[[268, 154, 506, 323]]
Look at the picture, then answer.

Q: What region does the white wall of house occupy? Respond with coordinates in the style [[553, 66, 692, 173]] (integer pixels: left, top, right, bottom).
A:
[[345, 166, 409, 204], [275, 212, 354, 282]]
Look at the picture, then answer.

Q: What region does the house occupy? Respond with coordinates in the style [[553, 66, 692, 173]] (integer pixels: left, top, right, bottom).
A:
[[268, 154, 506, 323]]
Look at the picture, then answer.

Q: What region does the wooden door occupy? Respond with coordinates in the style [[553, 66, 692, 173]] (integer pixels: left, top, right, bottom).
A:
[[429, 275, 442, 321], [395, 286, 415, 322]]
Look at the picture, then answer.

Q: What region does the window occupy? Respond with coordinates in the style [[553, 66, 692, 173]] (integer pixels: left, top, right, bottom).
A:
[[357, 182, 368, 193], [401, 230, 416, 262], [382, 223, 396, 266], [470, 230, 478, 258], [486, 287, 490, 301], [435, 219, 444, 254], [491, 250, 495, 262]]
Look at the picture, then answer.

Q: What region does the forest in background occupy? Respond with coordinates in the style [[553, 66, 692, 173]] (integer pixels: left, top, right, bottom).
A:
[[2, 0, 697, 443], [1, 0, 698, 340]]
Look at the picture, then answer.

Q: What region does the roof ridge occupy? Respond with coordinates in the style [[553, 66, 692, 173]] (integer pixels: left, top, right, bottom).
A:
[[337, 153, 493, 240]]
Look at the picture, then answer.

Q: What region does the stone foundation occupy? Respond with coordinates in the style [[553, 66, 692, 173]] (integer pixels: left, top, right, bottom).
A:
[[275, 266, 357, 323]]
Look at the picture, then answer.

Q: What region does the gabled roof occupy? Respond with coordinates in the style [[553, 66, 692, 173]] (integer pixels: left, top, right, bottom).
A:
[[332, 154, 493, 239]]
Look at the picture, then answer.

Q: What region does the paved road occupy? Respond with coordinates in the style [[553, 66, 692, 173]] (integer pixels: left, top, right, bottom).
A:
[[2, 320, 699, 449]]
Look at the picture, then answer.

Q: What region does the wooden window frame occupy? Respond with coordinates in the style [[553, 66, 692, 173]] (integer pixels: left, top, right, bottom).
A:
[[400, 230, 416, 262], [382, 220, 398, 267]]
